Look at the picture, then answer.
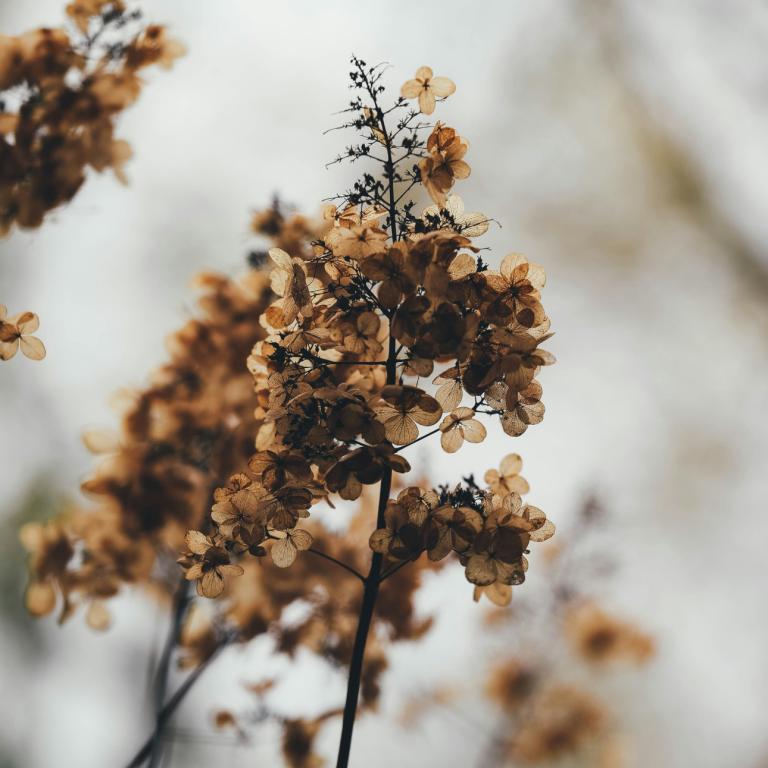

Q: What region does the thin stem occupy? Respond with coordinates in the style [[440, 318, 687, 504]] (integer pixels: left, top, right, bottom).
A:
[[335, 338, 398, 767], [125, 642, 227, 768], [146, 575, 190, 768], [394, 426, 440, 453], [307, 547, 366, 583], [378, 558, 412, 582]]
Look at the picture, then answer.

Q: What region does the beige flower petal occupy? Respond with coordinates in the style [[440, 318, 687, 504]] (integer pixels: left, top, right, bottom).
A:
[[440, 427, 464, 453], [200, 569, 224, 598], [15, 312, 39, 334], [20, 336, 46, 360], [271, 536, 297, 568], [462, 418, 486, 443], [185, 530, 211, 555], [419, 89, 437, 115], [400, 79, 422, 98], [429, 76, 456, 98]]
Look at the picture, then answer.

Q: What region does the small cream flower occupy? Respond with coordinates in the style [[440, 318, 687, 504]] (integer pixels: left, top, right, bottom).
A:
[[400, 66, 456, 115]]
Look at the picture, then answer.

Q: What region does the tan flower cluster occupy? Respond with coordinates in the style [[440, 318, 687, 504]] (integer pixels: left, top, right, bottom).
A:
[[0, 0, 184, 236], [0, 304, 45, 360], [178, 62, 554, 615], [369, 455, 553, 604]]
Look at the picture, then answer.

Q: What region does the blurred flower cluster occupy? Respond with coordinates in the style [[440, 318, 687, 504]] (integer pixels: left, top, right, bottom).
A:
[[0, 0, 184, 236]]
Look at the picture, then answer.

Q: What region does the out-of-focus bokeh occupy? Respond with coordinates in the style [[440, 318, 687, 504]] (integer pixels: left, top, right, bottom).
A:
[[2, 1, 768, 766]]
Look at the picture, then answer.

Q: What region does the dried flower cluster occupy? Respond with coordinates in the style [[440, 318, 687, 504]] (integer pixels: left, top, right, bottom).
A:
[[181, 60, 555, 612], [0, 0, 184, 236], [0, 304, 45, 360]]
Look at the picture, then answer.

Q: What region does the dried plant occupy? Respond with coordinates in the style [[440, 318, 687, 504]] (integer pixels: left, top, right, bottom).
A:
[[21, 56, 556, 767], [0, 0, 183, 236]]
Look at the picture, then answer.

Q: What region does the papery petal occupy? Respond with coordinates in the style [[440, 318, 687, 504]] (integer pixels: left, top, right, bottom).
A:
[[271, 537, 297, 568], [200, 569, 224, 598], [419, 89, 437, 115], [429, 76, 456, 98], [20, 336, 46, 360]]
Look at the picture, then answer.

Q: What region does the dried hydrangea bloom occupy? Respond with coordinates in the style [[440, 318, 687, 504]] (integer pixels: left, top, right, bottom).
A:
[[400, 66, 456, 115], [565, 602, 655, 664], [0, 3, 184, 236], [0, 305, 46, 360]]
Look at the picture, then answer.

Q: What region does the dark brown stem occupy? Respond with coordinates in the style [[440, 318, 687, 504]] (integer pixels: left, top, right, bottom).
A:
[[334, 473, 390, 768], [335, 332, 397, 768]]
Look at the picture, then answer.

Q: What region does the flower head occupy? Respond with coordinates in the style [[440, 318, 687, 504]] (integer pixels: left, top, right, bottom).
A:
[[400, 66, 456, 115], [0, 306, 46, 361]]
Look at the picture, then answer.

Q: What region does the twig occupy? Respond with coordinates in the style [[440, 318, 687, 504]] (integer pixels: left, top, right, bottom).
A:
[[125, 641, 228, 768], [307, 547, 366, 583]]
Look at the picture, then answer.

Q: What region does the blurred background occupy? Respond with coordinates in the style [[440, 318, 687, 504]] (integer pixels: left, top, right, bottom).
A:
[[2, 0, 768, 766]]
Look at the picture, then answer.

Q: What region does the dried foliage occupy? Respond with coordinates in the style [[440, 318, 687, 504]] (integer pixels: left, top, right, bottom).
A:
[[0, 0, 184, 236]]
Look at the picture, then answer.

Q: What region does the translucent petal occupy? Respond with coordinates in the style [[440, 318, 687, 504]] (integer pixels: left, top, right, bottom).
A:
[[440, 427, 463, 453], [429, 76, 456, 98], [400, 79, 422, 98], [20, 335, 46, 360], [271, 537, 297, 568], [462, 419, 486, 443], [290, 528, 313, 551], [500, 453, 524, 477], [15, 312, 39, 334], [200, 569, 224, 598], [419, 89, 437, 115], [185, 530, 211, 555]]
